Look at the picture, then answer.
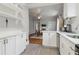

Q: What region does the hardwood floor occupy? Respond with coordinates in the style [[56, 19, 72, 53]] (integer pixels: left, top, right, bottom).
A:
[[29, 32, 43, 45], [29, 37, 42, 45]]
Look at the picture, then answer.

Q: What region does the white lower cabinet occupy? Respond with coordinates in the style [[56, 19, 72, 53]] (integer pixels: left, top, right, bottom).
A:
[[16, 33, 27, 55], [43, 32, 50, 46], [43, 31, 57, 47], [49, 32, 57, 47], [0, 40, 5, 55], [5, 36, 16, 55], [0, 36, 16, 55], [16, 34, 22, 55], [60, 35, 75, 55], [0, 32, 27, 55]]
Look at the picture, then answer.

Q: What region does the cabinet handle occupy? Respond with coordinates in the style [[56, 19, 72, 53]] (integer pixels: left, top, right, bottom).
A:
[[5, 39, 8, 44], [4, 40, 5, 44]]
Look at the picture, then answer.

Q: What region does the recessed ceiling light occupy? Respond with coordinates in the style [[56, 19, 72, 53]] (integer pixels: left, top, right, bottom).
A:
[[38, 16, 41, 19]]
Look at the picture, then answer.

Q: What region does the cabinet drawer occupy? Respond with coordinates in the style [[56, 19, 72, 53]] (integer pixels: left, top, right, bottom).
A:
[[64, 37, 75, 51], [60, 35, 75, 55]]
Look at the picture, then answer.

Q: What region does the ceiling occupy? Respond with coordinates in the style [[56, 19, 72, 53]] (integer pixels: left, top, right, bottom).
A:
[[25, 3, 58, 8], [16, 3, 63, 18], [17, 3, 58, 9], [29, 3, 63, 18]]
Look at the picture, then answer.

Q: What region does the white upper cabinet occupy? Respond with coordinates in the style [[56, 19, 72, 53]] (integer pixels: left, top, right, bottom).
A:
[[0, 4, 17, 17], [0, 4, 23, 20], [64, 3, 76, 18]]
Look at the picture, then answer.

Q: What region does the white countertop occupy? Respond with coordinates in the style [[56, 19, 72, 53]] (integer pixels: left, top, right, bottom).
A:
[[57, 31, 79, 44], [0, 28, 22, 39]]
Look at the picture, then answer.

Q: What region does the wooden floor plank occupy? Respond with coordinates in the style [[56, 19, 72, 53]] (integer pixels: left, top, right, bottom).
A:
[[29, 37, 42, 45]]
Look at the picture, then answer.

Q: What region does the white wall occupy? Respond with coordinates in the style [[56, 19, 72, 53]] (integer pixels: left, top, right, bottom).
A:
[[40, 17, 57, 31], [30, 16, 57, 32], [19, 8, 29, 39], [29, 16, 57, 34], [29, 15, 35, 34]]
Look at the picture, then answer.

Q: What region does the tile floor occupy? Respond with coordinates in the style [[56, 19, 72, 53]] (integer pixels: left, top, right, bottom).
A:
[[21, 44, 59, 55]]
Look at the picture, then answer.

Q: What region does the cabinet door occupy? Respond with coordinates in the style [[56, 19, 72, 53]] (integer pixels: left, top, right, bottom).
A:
[[64, 3, 76, 18], [16, 34, 26, 55], [57, 33, 60, 49], [21, 33, 27, 46], [16, 34, 22, 55], [0, 17, 6, 28], [60, 35, 67, 55], [5, 36, 16, 55], [49, 32, 57, 47], [64, 3, 67, 18], [22, 33, 29, 46], [67, 3, 76, 17], [0, 4, 17, 16], [60, 35, 75, 55], [0, 40, 5, 55], [43, 32, 50, 46], [60, 36, 64, 55], [64, 37, 75, 55], [21, 33, 26, 51]]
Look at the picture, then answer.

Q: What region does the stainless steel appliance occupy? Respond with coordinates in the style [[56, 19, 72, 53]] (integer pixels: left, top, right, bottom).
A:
[[75, 44, 79, 55]]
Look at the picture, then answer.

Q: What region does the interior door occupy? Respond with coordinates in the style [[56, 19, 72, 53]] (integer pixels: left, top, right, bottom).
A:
[[6, 36, 16, 55]]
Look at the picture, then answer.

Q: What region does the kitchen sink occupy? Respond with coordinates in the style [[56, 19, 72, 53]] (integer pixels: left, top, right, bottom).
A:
[[67, 35, 79, 39]]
